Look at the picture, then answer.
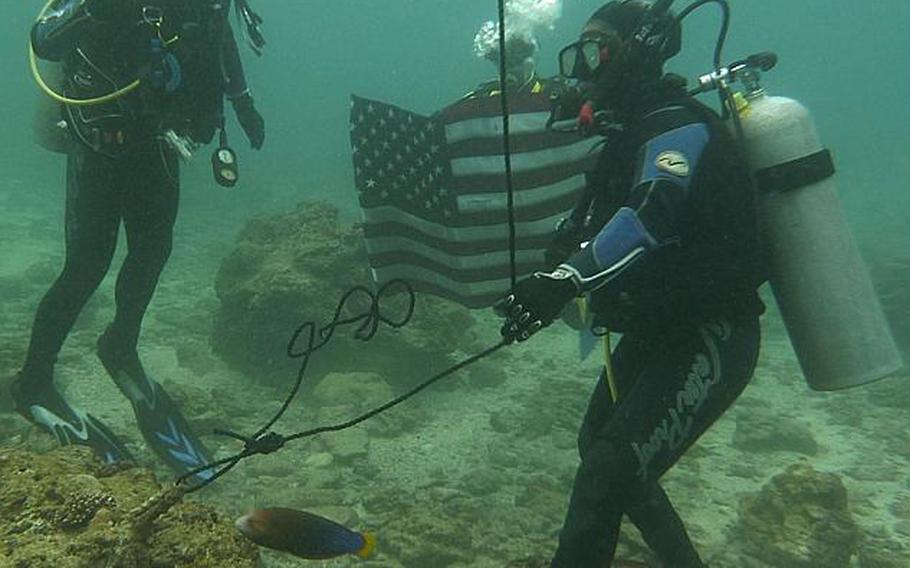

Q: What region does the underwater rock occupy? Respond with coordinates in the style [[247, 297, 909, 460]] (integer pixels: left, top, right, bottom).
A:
[[732, 462, 861, 568], [858, 534, 910, 568], [321, 428, 370, 464], [174, 339, 219, 377], [211, 199, 478, 390], [732, 408, 819, 455], [0, 445, 259, 567]]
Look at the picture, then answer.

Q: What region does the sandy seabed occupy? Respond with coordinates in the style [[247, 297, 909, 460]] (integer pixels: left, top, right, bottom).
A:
[[1, 179, 908, 568]]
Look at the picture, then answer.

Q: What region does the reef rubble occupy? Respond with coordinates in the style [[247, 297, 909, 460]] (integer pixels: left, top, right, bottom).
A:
[[0, 445, 259, 567]]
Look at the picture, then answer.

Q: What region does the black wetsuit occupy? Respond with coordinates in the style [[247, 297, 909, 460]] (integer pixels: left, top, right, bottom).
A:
[[550, 92, 765, 567], [20, 0, 250, 391]]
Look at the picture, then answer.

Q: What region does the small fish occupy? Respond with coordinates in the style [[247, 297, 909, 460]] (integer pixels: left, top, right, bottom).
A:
[[235, 507, 376, 560]]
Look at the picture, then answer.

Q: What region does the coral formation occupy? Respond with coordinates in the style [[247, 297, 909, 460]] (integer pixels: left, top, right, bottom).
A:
[[52, 491, 117, 529], [731, 463, 861, 567], [0, 445, 259, 567], [211, 199, 479, 390]]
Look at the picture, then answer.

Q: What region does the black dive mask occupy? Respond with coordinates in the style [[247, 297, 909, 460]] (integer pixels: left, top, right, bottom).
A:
[[559, 35, 617, 81]]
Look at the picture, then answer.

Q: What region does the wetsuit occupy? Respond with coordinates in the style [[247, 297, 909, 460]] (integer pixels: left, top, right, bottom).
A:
[[22, 0, 251, 386], [14, 0, 262, 481], [548, 93, 765, 567]]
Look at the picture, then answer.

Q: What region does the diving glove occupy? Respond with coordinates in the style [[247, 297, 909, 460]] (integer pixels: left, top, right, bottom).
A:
[[10, 373, 134, 465], [97, 333, 215, 484], [495, 267, 580, 342], [231, 93, 265, 150]]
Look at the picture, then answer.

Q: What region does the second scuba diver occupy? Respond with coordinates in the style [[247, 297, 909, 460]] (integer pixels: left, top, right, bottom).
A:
[[11, 0, 265, 483], [496, 1, 765, 566]]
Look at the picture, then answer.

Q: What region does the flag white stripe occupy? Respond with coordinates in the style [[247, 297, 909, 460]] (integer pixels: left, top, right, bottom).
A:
[[456, 174, 586, 214], [450, 138, 600, 177], [444, 112, 552, 143], [362, 206, 564, 241]]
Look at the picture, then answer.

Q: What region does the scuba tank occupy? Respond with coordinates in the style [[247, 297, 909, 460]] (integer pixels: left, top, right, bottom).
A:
[[697, 54, 904, 390]]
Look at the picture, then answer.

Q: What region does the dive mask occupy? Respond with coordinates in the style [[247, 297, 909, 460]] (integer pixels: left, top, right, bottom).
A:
[[558, 35, 615, 80]]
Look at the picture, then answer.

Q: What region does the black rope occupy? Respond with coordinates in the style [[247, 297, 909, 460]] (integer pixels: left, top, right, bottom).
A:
[[176, 279, 508, 492], [496, 0, 519, 287], [176, 0, 522, 494]]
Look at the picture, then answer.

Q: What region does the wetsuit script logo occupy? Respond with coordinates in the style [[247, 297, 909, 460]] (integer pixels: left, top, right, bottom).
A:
[[631, 321, 730, 482]]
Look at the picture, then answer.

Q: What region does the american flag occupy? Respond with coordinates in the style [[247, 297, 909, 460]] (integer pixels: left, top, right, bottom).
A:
[[350, 85, 601, 308]]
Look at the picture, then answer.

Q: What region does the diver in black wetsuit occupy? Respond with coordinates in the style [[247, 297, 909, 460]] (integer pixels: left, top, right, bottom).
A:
[[11, 0, 265, 483], [496, 2, 765, 566]]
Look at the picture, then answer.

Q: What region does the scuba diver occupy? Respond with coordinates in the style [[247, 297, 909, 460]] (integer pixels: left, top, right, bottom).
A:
[[471, 22, 545, 97], [10, 0, 265, 483], [496, 1, 765, 566]]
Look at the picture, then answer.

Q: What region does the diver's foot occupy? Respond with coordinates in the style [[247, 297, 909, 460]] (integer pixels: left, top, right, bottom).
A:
[[9, 373, 135, 465], [97, 334, 216, 484]]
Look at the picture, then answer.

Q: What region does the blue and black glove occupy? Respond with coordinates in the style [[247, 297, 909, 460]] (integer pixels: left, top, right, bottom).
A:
[[231, 93, 265, 150], [494, 267, 580, 343]]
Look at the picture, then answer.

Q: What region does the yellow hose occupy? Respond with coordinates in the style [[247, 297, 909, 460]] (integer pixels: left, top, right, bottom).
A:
[[30, 0, 140, 106]]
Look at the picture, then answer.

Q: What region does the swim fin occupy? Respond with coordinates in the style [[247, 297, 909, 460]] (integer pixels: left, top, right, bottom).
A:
[[97, 333, 215, 484], [10, 373, 134, 465]]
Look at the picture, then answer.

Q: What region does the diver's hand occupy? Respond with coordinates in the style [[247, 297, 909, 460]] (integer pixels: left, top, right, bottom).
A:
[[87, 0, 134, 20], [494, 267, 579, 343], [544, 217, 582, 270], [231, 93, 265, 150]]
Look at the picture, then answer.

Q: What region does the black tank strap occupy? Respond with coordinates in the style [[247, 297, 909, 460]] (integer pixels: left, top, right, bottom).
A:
[[754, 149, 835, 194]]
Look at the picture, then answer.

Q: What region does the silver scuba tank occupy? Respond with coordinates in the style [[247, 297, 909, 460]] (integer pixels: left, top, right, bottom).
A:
[[730, 71, 904, 390]]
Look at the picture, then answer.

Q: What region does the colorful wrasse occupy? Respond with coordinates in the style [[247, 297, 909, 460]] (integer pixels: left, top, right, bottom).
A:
[[235, 507, 376, 560]]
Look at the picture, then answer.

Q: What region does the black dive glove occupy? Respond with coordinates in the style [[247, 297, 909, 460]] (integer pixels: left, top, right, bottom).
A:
[[494, 267, 580, 342], [231, 93, 265, 150]]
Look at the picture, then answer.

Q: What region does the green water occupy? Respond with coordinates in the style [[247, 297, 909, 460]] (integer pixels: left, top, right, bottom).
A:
[[1, 2, 908, 567]]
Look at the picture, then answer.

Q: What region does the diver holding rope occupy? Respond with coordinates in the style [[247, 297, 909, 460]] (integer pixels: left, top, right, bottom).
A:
[[496, 1, 765, 565]]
